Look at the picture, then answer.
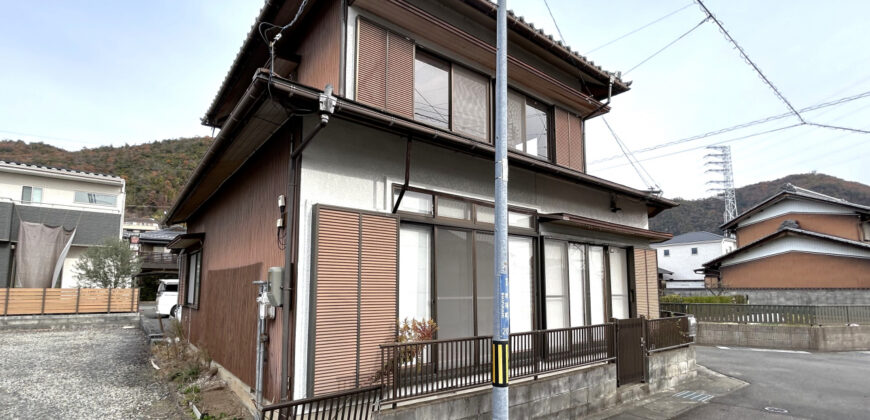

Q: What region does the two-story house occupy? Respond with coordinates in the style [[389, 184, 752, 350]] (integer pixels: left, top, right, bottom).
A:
[[0, 161, 125, 288], [652, 231, 735, 291], [165, 0, 676, 406], [703, 184, 870, 304]]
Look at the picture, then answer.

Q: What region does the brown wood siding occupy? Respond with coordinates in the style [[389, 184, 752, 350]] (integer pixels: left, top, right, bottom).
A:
[[295, 0, 342, 91], [185, 135, 290, 402], [721, 252, 870, 288], [737, 213, 861, 246], [359, 214, 398, 384], [311, 207, 399, 395], [386, 34, 414, 118], [632, 249, 659, 319], [553, 107, 584, 173], [357, 19, 388, 108], [312, 208, 361, 395]]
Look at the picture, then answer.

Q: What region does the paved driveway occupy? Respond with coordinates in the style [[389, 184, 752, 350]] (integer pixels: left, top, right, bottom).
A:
[[677, 345, 870, 419], [0, 325, 185, 419]]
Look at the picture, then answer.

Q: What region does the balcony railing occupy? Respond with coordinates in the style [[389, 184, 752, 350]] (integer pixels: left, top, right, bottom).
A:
[[378, 323, 615, 403], [137, 252, 178, 265]]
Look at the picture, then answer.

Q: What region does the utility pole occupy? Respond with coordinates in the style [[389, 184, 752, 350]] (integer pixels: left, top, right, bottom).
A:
[[704, 145, 738, 224], [492, 0, 510, 419]]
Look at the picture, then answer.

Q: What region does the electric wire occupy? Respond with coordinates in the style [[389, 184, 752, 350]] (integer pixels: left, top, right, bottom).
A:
[[623, 16, 710, 76], [695, 0, 805, 123], [602, 117, 661, 191], [588, 89, 870, 165], [541, 0, 565, 43], [586, 3, 696, 55]]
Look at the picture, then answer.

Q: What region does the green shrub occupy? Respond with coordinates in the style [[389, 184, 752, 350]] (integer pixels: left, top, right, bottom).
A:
[[660, 294, 746, 304]]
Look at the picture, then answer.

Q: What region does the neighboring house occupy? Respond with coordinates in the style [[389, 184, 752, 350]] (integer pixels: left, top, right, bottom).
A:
[[702, 184, 870, 304], [165, 0, 676, 405], [125, 226, 184, 276], [123, 217, 160, 235], [652, 231, 735, 291], [0, 161, 125, 288]]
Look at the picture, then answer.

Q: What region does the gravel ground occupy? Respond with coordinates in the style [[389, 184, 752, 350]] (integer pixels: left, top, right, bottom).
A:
[[0, 325, 186, 419]]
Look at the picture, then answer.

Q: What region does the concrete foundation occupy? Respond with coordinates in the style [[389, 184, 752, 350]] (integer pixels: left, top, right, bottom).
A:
[[666, 288, 870, 305], [697, 322, 870, 351], [375, 346, 696, 420], [0, 312, 139, 330]]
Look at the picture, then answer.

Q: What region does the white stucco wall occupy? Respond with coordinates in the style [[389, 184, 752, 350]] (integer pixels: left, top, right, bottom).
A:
[[654, 239, 735, 281], [720, 235, 870, 267], [59, 246, 86, 288], [0, 169, 124, 215], [739, 199, 855, 227], [291, 116, 652, 397]]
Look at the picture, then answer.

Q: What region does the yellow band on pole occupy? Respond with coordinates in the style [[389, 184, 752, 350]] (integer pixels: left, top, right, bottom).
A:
[[492, 342, 509, 387]]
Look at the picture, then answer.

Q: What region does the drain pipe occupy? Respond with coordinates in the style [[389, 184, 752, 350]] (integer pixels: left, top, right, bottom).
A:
[[582, 74, 615, 121], [253, 280, 274, 419]]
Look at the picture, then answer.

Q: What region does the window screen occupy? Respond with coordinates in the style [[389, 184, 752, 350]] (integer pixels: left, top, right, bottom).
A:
[[452, 66, 489, 140], [21, 186, 42, 203], [74, 191, 117, 206]]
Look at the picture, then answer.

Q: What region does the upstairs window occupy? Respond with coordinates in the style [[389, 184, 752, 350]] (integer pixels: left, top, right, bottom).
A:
[[74, 191, 117, 206], [691, 247, 698, 255], [414, 52, 450, 129], [21, 186, 43, 203], [663, 249, 670, 257], [508, 92, 549, 159]]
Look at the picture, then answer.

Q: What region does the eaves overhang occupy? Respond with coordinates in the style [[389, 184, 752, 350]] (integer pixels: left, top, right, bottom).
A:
[[721, 190, 870, 231], [539, 212, 673, 242]]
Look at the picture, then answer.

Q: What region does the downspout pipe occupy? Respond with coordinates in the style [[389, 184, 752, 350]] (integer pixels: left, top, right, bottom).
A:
[[582, 75, 614, 121], [391, 138, 413, 214]]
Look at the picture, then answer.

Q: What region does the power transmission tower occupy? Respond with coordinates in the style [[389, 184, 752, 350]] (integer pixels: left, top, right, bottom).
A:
[[704, 145, 738, 224]]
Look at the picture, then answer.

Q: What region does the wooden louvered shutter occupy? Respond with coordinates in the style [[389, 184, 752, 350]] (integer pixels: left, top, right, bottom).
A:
[[311, 207, 398, 395], [357, 19, 387, 108], [386, 35, 414, 118], [554, 107, 585, 172], [632, 249, 659, 319], [358, 214, 398, 383], [312, 208, 361, 395]]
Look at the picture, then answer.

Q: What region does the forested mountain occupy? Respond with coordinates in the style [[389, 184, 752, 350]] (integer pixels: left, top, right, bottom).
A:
[[651, 173, 870, 235], [0, 137, 213, 218], [2, 137, 867, 233]]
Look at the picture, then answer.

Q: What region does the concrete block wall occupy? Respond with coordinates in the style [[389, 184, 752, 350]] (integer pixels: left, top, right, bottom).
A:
[[697, 322, 870, 351], [647, 346, 697, 393], [376, 345, 697, 420]]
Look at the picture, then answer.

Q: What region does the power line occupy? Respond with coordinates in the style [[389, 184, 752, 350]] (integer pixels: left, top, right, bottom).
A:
[[586, 2, 696, 55], [588, 88, 870, 165], [624, 16, 710, 76], [541, 0, 565, 43], [601, 117, 660, 191], [695, 0, 805, 123]]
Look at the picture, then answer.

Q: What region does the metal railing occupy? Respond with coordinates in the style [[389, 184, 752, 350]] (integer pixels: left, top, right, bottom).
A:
[[646, 316, 693, 353], [137, 252, 178, 265], [662, 303, 870, 325], [378, 323, 615, 403], [260, 385, 382, 420]]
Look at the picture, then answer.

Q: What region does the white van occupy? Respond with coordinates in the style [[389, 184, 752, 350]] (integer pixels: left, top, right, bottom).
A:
[[156, 279, 179, 318]]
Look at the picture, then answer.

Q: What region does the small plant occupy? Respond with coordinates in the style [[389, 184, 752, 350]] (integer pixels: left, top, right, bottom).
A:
[[370, 318, 437, 384]]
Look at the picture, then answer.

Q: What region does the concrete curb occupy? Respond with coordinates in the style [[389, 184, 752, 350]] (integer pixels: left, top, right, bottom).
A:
[[0, 312, 140, 331]]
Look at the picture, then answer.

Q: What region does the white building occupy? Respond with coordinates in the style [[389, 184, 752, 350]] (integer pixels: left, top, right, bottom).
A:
[[0, 161, 126, 288], [652, 231, 735, 289]]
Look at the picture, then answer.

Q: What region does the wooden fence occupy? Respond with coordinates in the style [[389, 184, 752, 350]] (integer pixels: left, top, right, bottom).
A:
[[0, 288, 140, 316]]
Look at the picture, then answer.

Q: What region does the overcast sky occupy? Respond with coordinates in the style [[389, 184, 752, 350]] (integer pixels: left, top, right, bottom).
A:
[[1, 0, 869, 200]]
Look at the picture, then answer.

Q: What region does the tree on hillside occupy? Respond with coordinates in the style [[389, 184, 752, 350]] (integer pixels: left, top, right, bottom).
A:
[[73, 238, 141, 288]]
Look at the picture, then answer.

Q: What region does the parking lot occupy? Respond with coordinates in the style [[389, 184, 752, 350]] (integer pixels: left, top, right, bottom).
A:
[[0, 325, 185, 419]]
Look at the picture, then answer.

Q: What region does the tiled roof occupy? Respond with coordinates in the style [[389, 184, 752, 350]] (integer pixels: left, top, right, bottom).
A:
[[0, 160, 123, 181], [656, 231, 725, 245]]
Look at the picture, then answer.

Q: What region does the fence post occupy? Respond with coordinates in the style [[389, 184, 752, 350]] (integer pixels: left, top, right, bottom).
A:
[[3, 288, 9, 316], [130, 288, 135, 312], [846, 306, 852, 324], [75, 288, 81, 314], [107, 287, 112, 313], [41, 288, 47, 315]]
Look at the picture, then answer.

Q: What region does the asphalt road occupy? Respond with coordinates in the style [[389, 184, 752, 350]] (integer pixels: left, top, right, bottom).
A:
[[678, 346, 870, 419]]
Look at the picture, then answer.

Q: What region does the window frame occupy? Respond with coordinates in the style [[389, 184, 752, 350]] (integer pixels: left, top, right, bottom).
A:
[[183, 249, 202, 309], [691, 247, 698, 255], [21, 186, 43, 203], [74, 191, 118, 207], [504, 87, 553, 161], [413, 49, 453, 131]]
